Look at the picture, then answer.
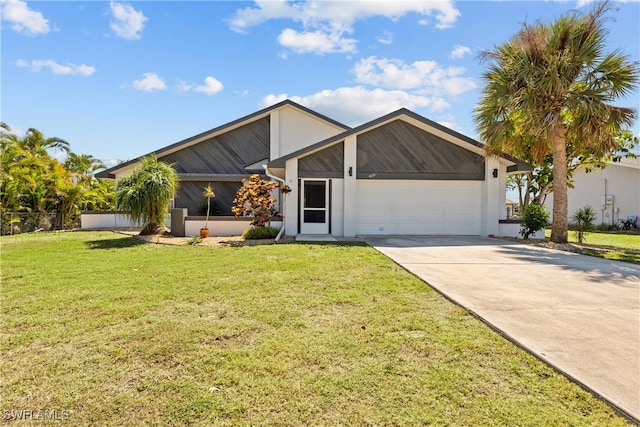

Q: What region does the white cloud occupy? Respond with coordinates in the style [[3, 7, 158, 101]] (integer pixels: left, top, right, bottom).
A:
[[230, 1, 460, 32], [195, 76, 223, 95], [450, 44, 471, 59], [0, 0, 50, 36], [376, 31, 393, 45], [109, 1, 147, 40], [178, 76, 224, 95], [229, 0, 460, 55], [16, 59, 95, 76], [102, 158, 119, 168], [353, 56, 476, 96], [129, 73, 166, 91], [261, 86, 448, 127], [277, 28, 356, 55], [576, 0, 596, 7]]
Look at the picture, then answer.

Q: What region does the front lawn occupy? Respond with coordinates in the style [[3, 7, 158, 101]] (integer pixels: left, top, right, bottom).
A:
[[545, 229, 640, 263], [0, 232, 628, 426]]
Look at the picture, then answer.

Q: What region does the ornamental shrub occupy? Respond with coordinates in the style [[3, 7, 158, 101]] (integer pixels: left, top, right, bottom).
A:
[[572, 206, 596, 244], [231, 174, 278, 227], [242, 226, 280, 240], [520, 203, 549, 239]]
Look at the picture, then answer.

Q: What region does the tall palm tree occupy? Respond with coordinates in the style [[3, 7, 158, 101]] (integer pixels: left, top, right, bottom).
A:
[[115, 155, 179, 235], [475, 1, 638, 243], [18, 128, 70, 157]]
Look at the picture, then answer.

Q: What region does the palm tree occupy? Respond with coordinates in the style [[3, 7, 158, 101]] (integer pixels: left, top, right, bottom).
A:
[[115, 155, 179, 235], [474, 1, 638, 243], [18, 128, 70, 157], [202, 184, 215, 231], [65, 153, 106, 185]]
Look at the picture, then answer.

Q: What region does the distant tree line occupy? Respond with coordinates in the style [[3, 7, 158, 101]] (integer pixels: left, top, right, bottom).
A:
[[0, 123, 115, 234]]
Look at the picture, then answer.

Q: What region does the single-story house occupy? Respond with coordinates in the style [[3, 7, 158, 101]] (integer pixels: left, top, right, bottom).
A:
[[544, 157, 640, 227], [97, 99, 532, 237]]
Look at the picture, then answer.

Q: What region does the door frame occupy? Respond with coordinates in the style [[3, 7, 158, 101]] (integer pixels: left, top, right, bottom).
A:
[[300, 179, 330, 234]]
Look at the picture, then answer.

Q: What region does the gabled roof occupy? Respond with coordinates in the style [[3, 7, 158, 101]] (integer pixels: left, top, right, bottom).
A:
[[267, 108, 532, 172], [96, 99, 350, 179]]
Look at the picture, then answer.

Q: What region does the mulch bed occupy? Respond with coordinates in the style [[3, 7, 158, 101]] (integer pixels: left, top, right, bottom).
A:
[[120, 231, 294, 247]]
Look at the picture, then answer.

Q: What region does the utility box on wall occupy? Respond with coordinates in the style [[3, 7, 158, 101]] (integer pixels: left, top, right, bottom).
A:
[[601, 195, 614, 205]]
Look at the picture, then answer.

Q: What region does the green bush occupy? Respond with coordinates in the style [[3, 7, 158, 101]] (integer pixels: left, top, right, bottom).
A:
[[572, 206, 596, 244], [196, 200, 220, 216], [242, 226, 280, 240], [520, 204, 549, 239], [186, 236, 203, 245]]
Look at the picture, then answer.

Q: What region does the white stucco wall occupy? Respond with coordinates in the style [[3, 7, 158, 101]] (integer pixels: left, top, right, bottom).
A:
[[271, 106, 344, 160], [283, 158, 299, 236], [544, 160, 640, 226], [331, 179, 344, 237], [184, 218, 281, 237], [481, 157, 502, 237], [81, 212, 144, 229]]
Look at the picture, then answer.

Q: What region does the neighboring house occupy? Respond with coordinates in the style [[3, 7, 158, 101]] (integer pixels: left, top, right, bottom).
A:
[[98, 100, 531, 237], [505, 199, 521, 219], [544, 157, 640, 227]]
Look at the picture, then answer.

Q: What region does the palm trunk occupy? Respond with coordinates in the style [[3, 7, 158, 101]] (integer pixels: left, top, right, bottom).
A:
[[550, 123, 569, 243]]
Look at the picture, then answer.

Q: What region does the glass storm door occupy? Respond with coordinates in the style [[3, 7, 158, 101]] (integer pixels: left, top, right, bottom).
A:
[[301, 180, 329, 234]]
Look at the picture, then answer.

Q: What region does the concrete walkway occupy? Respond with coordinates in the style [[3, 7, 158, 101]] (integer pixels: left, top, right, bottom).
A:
[[364, 236, 640, 422]]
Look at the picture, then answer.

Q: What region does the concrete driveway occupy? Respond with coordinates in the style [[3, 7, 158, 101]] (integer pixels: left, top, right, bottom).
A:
[[364, 235, 640, 422]]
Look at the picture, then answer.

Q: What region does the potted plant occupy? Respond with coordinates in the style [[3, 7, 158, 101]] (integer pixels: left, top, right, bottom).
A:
[[200, 184, 215, 238]]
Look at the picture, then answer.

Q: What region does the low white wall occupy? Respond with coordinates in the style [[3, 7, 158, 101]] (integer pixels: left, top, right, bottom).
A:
[[184, 217, 282, 237], [81, 212, 144, 229], [498, 221, 543, 239]]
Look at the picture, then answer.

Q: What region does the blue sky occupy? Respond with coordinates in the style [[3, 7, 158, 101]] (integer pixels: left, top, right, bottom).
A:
[[2, 0, 639, 167]]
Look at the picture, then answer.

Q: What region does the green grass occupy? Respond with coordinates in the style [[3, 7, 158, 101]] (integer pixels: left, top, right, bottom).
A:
[[0, 232, 629, 426], [545, 229, 640, 263]]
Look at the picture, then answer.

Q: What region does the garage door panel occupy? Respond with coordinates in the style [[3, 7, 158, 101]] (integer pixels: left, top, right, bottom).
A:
[[356, 181, 481, 235]]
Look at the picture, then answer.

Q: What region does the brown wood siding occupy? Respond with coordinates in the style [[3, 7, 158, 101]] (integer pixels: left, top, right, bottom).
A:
[[161, 117, 270, 174], [174, 181, 242, 216], [357, 120, 485, 180], [298, 142, 344, 178]]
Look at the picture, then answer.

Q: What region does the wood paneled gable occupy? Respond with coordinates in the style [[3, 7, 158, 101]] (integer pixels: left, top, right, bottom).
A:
[[298, 142, 344, 178], [357, 120, 485, 180], [160, 117, 270, 174]]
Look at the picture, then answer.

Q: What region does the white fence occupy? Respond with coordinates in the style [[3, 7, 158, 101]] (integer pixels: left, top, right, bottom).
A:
[[80, 212, 281, 237], [80, 212, 145, 229]]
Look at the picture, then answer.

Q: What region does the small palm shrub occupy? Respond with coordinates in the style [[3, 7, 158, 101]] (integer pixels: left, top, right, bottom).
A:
[[520, 204, 549, 239], [242, 226, 280, 240], [186, 236, 203, 245], [572, 206, 596, 244]]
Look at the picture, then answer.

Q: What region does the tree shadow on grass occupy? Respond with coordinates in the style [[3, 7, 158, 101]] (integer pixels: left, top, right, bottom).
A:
[[85, 235, 148, 250]]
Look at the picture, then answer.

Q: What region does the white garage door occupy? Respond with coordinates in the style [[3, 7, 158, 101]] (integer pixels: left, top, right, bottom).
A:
[[356, 180, 482, 235]]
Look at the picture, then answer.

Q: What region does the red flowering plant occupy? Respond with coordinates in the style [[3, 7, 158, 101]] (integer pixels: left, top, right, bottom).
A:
[[279, 184, 291, 195], [231, 174, 279, 227]]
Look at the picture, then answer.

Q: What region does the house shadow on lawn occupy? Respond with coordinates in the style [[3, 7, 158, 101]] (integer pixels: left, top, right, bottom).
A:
[[85, 235, 148, 250]]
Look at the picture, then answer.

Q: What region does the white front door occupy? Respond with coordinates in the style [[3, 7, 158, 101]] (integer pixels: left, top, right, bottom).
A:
[[301, 179, 329, 234]]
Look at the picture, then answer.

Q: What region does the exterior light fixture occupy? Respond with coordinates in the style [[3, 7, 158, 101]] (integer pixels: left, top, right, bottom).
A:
[[492, 168, 498, 178]]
